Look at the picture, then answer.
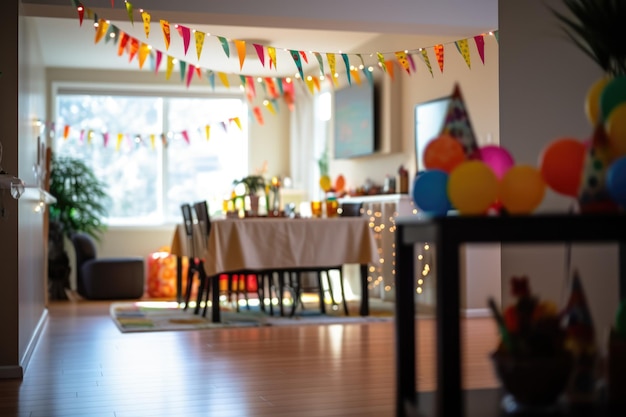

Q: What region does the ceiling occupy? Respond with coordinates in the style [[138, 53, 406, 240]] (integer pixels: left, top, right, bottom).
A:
[[21, 0, 498, 78]]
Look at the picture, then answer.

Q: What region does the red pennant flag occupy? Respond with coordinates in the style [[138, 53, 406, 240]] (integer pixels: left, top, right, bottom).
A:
[[176, 25, 191, 55], [434, 44, 444, 73], [128, 37, 139, 62], [117, 32, 129, 56], [246, 76, 256, 99], [160, 20, 171, 50], [474, 35, 486, 64], [253, 107, 264, 125], [103, 132, 110, 147], [77, 3, 85, 26], [110, 0, 114, 7], [181, 130, 190, 144], [264, 77, 278, 98], [254, 44, 265, 67], [299, 51, 308, 64], [155, 50, 163, 73], [186, 64, 195, 87]]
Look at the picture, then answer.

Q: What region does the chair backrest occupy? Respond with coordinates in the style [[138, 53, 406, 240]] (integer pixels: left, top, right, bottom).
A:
[[193, 201, 211, 238], [339, 202, 363, 217], [180, 203, 194, 237], [70, 232, 97, 268]]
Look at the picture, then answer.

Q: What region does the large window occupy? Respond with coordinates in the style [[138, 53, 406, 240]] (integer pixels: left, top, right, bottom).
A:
[[54, 89, 248, 226]]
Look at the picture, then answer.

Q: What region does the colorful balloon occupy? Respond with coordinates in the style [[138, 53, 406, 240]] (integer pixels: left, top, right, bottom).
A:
[[334, 174, 346, 193], [600, 75, 626, 123], [423, 134, 466, 173], [477, 145, 515, 179], [538, 138, 586, 197], [606, 156, 626, 207], [499, 165, 546, 214], [412, 170, 451, 216], [319, 175, 332, 192], [447, 161, 498, 215], [605, 102, 626, 158], [585, 76, 610, 126]]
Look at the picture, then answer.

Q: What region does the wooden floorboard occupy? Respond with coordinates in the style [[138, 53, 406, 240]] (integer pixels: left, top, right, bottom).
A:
[[0, 301, 499, 417]]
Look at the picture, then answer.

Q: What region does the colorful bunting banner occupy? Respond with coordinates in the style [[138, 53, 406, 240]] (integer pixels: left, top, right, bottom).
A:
[[235, 40, 246, 70], [474, 35, 486, 64], [176, 25, 191, 56], [254, 44, 265, 67], [194, 31, 206, 60], [218, 36, 230, 58], [434, 44, 444, 73], [455, 39, 471, 69], [160, 20, 170, 50], [141, 11, 150, 38]]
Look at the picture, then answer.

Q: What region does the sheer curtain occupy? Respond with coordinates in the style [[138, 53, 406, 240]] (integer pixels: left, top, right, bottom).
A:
[[289, 81, 330, 201]]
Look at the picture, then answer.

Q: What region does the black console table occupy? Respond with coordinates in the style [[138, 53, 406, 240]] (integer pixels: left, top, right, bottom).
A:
[[394, 214, 626, 417]]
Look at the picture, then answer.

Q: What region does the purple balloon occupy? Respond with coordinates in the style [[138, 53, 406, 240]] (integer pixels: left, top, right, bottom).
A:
[[477, 145, 515, 179]]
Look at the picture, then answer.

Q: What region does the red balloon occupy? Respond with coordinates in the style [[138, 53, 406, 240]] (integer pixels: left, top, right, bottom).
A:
[[423, 134, 466, 173], [538, 138, 586, 197]]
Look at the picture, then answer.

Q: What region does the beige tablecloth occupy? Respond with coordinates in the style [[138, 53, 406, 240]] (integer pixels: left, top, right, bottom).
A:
[[203, 217, 379, 276]]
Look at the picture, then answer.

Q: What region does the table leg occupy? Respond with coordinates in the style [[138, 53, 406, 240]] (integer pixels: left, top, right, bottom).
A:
[[395, 230, 417, 417], [620, 241, 626, 301], [359, 264, 369, 316], [176, 256, 183, 304], [211, 273, 220, 323]]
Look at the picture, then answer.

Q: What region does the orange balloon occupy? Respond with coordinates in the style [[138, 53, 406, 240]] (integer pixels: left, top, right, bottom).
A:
[[538, 138, 586, 197], [499, 165, 546, 214], [423, 134, 466, 173], [334, 174, 346, 193], [447, 161, 498, 215]]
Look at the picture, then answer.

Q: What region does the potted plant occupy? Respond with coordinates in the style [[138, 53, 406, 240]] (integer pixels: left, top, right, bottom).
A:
[[47, 154, 110, 299], [233, 175, 266, 214]]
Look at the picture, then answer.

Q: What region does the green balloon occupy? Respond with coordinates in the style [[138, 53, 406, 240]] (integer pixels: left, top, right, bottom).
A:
[[600, 76, 626, 123], [616, 300, 626, 337]]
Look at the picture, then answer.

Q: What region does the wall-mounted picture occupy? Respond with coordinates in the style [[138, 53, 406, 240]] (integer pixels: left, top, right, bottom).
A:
[[333, 83, 378, 159]]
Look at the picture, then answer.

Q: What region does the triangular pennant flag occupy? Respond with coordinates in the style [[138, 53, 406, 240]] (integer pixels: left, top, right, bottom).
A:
[[253, 44, 265, 67], [176, 25, 192, 55], [160, 20, 170, 50], [63, 125, 70, 139], [186, 64, 195, 87], [305, 77, 315, 94], [194, 30, 206, 60], [181, 130, 190, 144], [253, 107, 264, 125], [87, 9, 95, 21], [268, 47, 277, 69], [562, 270, 596, 349], [218, 36, 230, 58], [79, 129, 85, 143], [362, 67, 374, 85], [116, 133, 124, 151], [165, 55, 174, 80], [455, 39, 471, 69], [125, 1, 134, 25], [299, 51, 309, 64], [246, 76, 256, 99], [341, 53, 351, 85], [313, 76, 321, 91], [385, 60, 395, 80], [407, 53, 416, 73], [76, 3, 85, 26], [117, 32, 129, 56], [277, 78, 285, 95], [217, 72, 230, 88], [494, 30, 499, 43], [155, 50, 163, 73], [283, 90, 295, 111], [434, 44, 444, 73], [103, 132, 110, 147], [326, 53, 336, 77], [138, 43, 150, 69], [160, 133, 168, 148], [264, 77, 278, 98], [128, 37, 139, 62], [147, 134, 154, 149], [179, 60, 186, 82], [264, 99, 276, 115], [290, 50, 304, 79], [356, 53, 365, 68], [104, 24, 119, 44], [420, 49, 434, 77], [141, 11, 150, 38], [220, 121, 228, 132], [206, 70, 215, 90], [94, 19, 109, 44], [239, 75, 246, 88], [314, 52, 324, 76], [204, 125, 210, 140], [376, 52, 386, 71], [474, 35, 486, 64], [234, 40, 246, 70], [394, 51, 411, 74], [440, 83, 479, 157], [87, 130, 93, 144], [350, 69, 362, 85], [231, 117, 242, 130]]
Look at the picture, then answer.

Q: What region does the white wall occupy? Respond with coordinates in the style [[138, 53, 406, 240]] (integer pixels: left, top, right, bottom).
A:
[[499, 0, 618, 331]]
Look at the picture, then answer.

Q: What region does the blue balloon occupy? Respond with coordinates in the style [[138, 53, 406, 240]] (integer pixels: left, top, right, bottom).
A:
[[412, 170, 451, 216], [607, 156, 626, 207]]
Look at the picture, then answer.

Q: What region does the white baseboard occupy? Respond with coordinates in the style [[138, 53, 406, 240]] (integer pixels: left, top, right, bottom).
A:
[[19, 308, 49, 377], [462, 308, 491, 318]]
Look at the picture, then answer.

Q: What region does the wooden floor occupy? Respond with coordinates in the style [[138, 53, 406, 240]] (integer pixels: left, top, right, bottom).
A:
[[0, 301, 499, 417]]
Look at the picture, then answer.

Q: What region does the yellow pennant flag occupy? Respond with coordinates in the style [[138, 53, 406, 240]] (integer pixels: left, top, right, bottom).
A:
[[141, 11, 150, 38], [160, 20, 170, 50], [434, 44, 444, 73], [264, 100, 276, 115], [94, 19, 109, 44], [234, 40, 246, 70], [455, 39, 471, 69], [231, 117, 242, 130], [394, 51, 411, 74], [149, 134, 155, 149], [205, 125, 211, 140], [377, 52, 386, 71], [305, 77, 315, 94], [267, 47, 277, 69], [116, 133, 124, 151], [87, 130, 94, 144], [218, 72, 230, 88], [138, 43, 150, 69], [125, 1, 134, 25], [195, 31, 206, 60], [420, 49, 434, 77], [326, 53, 336, 77], [165, 55, 174, 80]]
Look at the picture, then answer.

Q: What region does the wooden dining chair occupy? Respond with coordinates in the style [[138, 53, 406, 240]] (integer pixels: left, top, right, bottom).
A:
[[180, 203, 208, 315]]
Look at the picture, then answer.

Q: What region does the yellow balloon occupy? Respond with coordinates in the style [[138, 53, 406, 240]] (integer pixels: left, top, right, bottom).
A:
[[585, 76, 611, 126], [499, 165, 546, 214], [605, 102, 626, 158], [447, 161, 498, 215], [319, 175, 332, 192]]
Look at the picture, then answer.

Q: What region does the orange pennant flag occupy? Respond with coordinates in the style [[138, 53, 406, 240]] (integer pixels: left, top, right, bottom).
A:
[[63, 125, 70, 139], [434, 44, 444, 73], [267, 47, 277, 69], [195, 30, 206, 60], [141, 11, 150, 38], [234, 40, 246, 70], [350, 69, 362, 85], [394, 51, 411, 74], [231, 117, 242, 130], [94, 19, 109, 44], [138, 43, 150, 69], [313, 76, 321, 91], [165, 55, 174, 80], [160, 20, 170, 50], [205, 125, 211, 140], [253, 106, 264, 125], [385, 60, 395, 80], [217, 72, 230, 88], [128, 37, 139, 62], [455, 39, 471, 69]]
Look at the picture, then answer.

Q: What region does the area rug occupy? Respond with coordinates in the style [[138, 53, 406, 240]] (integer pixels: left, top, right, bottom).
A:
[[110, 300, 395, 333]]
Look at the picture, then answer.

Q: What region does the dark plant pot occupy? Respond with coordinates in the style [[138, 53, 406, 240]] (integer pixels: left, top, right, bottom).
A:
[[491, 351, 573, 407]]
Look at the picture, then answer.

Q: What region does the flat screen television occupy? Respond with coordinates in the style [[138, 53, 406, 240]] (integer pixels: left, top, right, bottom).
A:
[[414, 96, 452, 172], [333, 82, 378, 159]]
